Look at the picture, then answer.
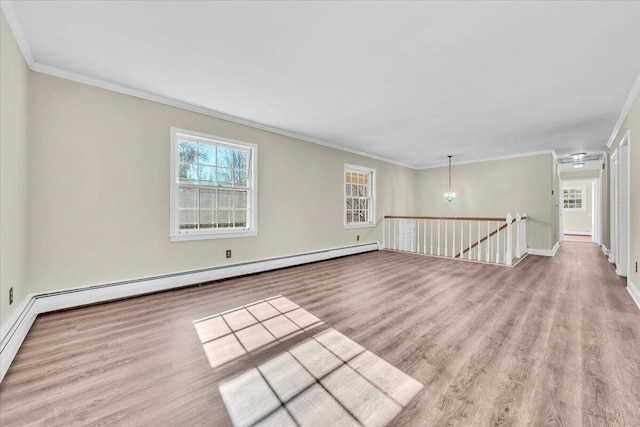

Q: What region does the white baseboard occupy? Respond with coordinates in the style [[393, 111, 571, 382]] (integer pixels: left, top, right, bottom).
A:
[[563, 230, 592, 236], [628, 279, 640, 311], [528, 241, 560, 257], [0, 242, 378, 382], [601, 245, 610, 256]]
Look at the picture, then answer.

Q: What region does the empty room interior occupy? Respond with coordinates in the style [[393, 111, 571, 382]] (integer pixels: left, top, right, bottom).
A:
[[1, 1, 640, 426]]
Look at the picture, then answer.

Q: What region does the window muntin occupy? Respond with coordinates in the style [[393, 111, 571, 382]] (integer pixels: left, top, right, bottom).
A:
[[171, 128, 257, 241], [563, 186, 585, 211], [344, 164, 375, 227]]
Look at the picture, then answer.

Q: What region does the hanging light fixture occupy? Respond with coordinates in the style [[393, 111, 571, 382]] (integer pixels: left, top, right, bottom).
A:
[[573, 162, 585, 168], [444, 155, 456, 202], [571, 152, 587, 160]]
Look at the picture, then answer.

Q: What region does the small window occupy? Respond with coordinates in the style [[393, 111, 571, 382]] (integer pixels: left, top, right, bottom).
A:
[[563, 186, 586, 211], [170, 128, 257, 241], [344, 164, 376, 228]]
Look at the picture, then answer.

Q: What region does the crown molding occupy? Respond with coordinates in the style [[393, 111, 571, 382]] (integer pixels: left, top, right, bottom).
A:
[[0, 0, 33, 64], [417, 149, 557, 170], [606, 72, 640, 149], [1, 0, 613, 173], [1, 1, 416, 170]]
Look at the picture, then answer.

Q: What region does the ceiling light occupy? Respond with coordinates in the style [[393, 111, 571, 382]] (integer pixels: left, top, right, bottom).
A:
[[444, 155, 456, 203], [571, 152, 587, 160], [573, 162, 585, 168]]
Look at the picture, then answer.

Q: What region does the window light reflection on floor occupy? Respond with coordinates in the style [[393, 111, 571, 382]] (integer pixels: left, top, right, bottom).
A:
[[219, 328, 424, 427], [193, 296, 324, 369]]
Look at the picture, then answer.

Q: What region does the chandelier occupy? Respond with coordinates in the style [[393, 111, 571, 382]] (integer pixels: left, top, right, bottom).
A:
[[444, 155, 456, 203]]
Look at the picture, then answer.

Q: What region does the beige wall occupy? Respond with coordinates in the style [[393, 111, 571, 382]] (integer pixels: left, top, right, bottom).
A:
[[562, 180, 593, 233], [560, 169, 600, 180], [414, 154, 556, 250], [0, 12, 29, 327], [26, 72, 416, 294], [608, 91, 640, 292]]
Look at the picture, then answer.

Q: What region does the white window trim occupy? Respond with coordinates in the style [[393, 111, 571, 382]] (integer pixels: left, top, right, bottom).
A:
[[169, 127, 258, 242], [563, 185, 586, 212], [343, 163, 376, 229]]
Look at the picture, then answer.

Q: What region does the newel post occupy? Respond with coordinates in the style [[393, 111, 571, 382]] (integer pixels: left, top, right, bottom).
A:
[[515, 212, 522, 258], [382, 213, 386, 250], [505, 212, 513, 265], [521, 212, 528, 255]]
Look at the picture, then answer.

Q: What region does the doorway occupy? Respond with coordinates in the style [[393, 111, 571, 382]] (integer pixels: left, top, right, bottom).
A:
[[611, 131, 631, 277], [561, 177, 601, 244]]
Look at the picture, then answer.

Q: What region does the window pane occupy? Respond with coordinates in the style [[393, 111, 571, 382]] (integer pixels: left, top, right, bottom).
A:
[[217, 168, 232, 186], [178, 140, 198, 163], [234, 191, 247, 208], [346, 198, 352, 209], [218, 190, 232, 209], [179, 187, 198, 208], [218, 210, 232, 227], [234, 169, 247, 187], [234, 210, 247, 228], [217, 146, 234, 168], [199, 210, 216, 228], [179, 210, 197, 229], [200, 188, 216, 209], [346, 211, 353, 223], [179, 164, 198, 184], [234, 150, 248, 170], [198, 144, 215, 165], [198, 165, 216, 185]]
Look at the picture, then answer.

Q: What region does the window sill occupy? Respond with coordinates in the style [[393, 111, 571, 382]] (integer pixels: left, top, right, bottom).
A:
[[170, 230, 257, 242], [343, 223, 376, 229]]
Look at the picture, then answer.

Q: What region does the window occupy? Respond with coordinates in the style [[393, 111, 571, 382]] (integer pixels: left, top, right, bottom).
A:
[[170, 128, 257, 241], [344, 164, 376, 228], [563, 186, 586, 211]]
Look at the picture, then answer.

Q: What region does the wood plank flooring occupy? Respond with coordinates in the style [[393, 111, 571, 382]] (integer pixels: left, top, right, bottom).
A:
[[1, 241, 639, 426]]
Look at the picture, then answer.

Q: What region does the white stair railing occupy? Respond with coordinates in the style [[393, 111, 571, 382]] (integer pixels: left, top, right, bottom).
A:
[[382, 213, 528, 266]]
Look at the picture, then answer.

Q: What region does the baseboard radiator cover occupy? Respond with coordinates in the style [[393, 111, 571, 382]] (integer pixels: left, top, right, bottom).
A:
[[0, 242, 379, 382]]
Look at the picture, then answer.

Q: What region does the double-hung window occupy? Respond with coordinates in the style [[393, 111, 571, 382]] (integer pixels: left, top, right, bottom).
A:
[[344, 164, 376, 228], [170, 128, 257, 241], [563, 186, 585, 211]]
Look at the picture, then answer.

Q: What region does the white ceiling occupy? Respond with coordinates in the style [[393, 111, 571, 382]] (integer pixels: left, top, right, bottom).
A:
[[6, 1, 640, 168]]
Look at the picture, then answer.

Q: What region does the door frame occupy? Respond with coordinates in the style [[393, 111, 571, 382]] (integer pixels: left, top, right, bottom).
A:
[[560, 176, 601, 243], [615, 131, 631, 277]]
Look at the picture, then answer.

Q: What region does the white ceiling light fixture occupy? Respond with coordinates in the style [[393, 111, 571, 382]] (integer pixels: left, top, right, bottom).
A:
[[573, 162, 585, 168], [571, 152, 587, 160], [444, 156, 456, 203]]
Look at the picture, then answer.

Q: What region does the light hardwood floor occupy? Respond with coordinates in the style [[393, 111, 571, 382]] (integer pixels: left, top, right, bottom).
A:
[[1, 241, 639, 426]]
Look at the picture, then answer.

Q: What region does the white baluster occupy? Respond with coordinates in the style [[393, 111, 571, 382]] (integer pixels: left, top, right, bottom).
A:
[[486, 222, 491, 262], [416, 220, 419, 253], [496, 221, 500, 264], [430, 220, 433, 254], [394, 219, 398, 250], [460, 220, 464, 258], [468, 221, 472, 260], [477, 221, 482, 261], [423, 219, 427, 254], [437, 220, 441, 256], [444, 220, 448, 257], [515, 212, 521, 258], [452, 220, 455, 258], [506, 213, 513, 265]]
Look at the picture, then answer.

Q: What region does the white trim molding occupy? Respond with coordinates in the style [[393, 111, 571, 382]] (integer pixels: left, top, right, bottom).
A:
[[607, 73, 640, 149], [0, 242, 378, 382], [528, 241, 560, 257], [601, 245, 610, 256], [418, 149, 558, 170], [563, 230, 591, 236], [628, 279, 640, 312]]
